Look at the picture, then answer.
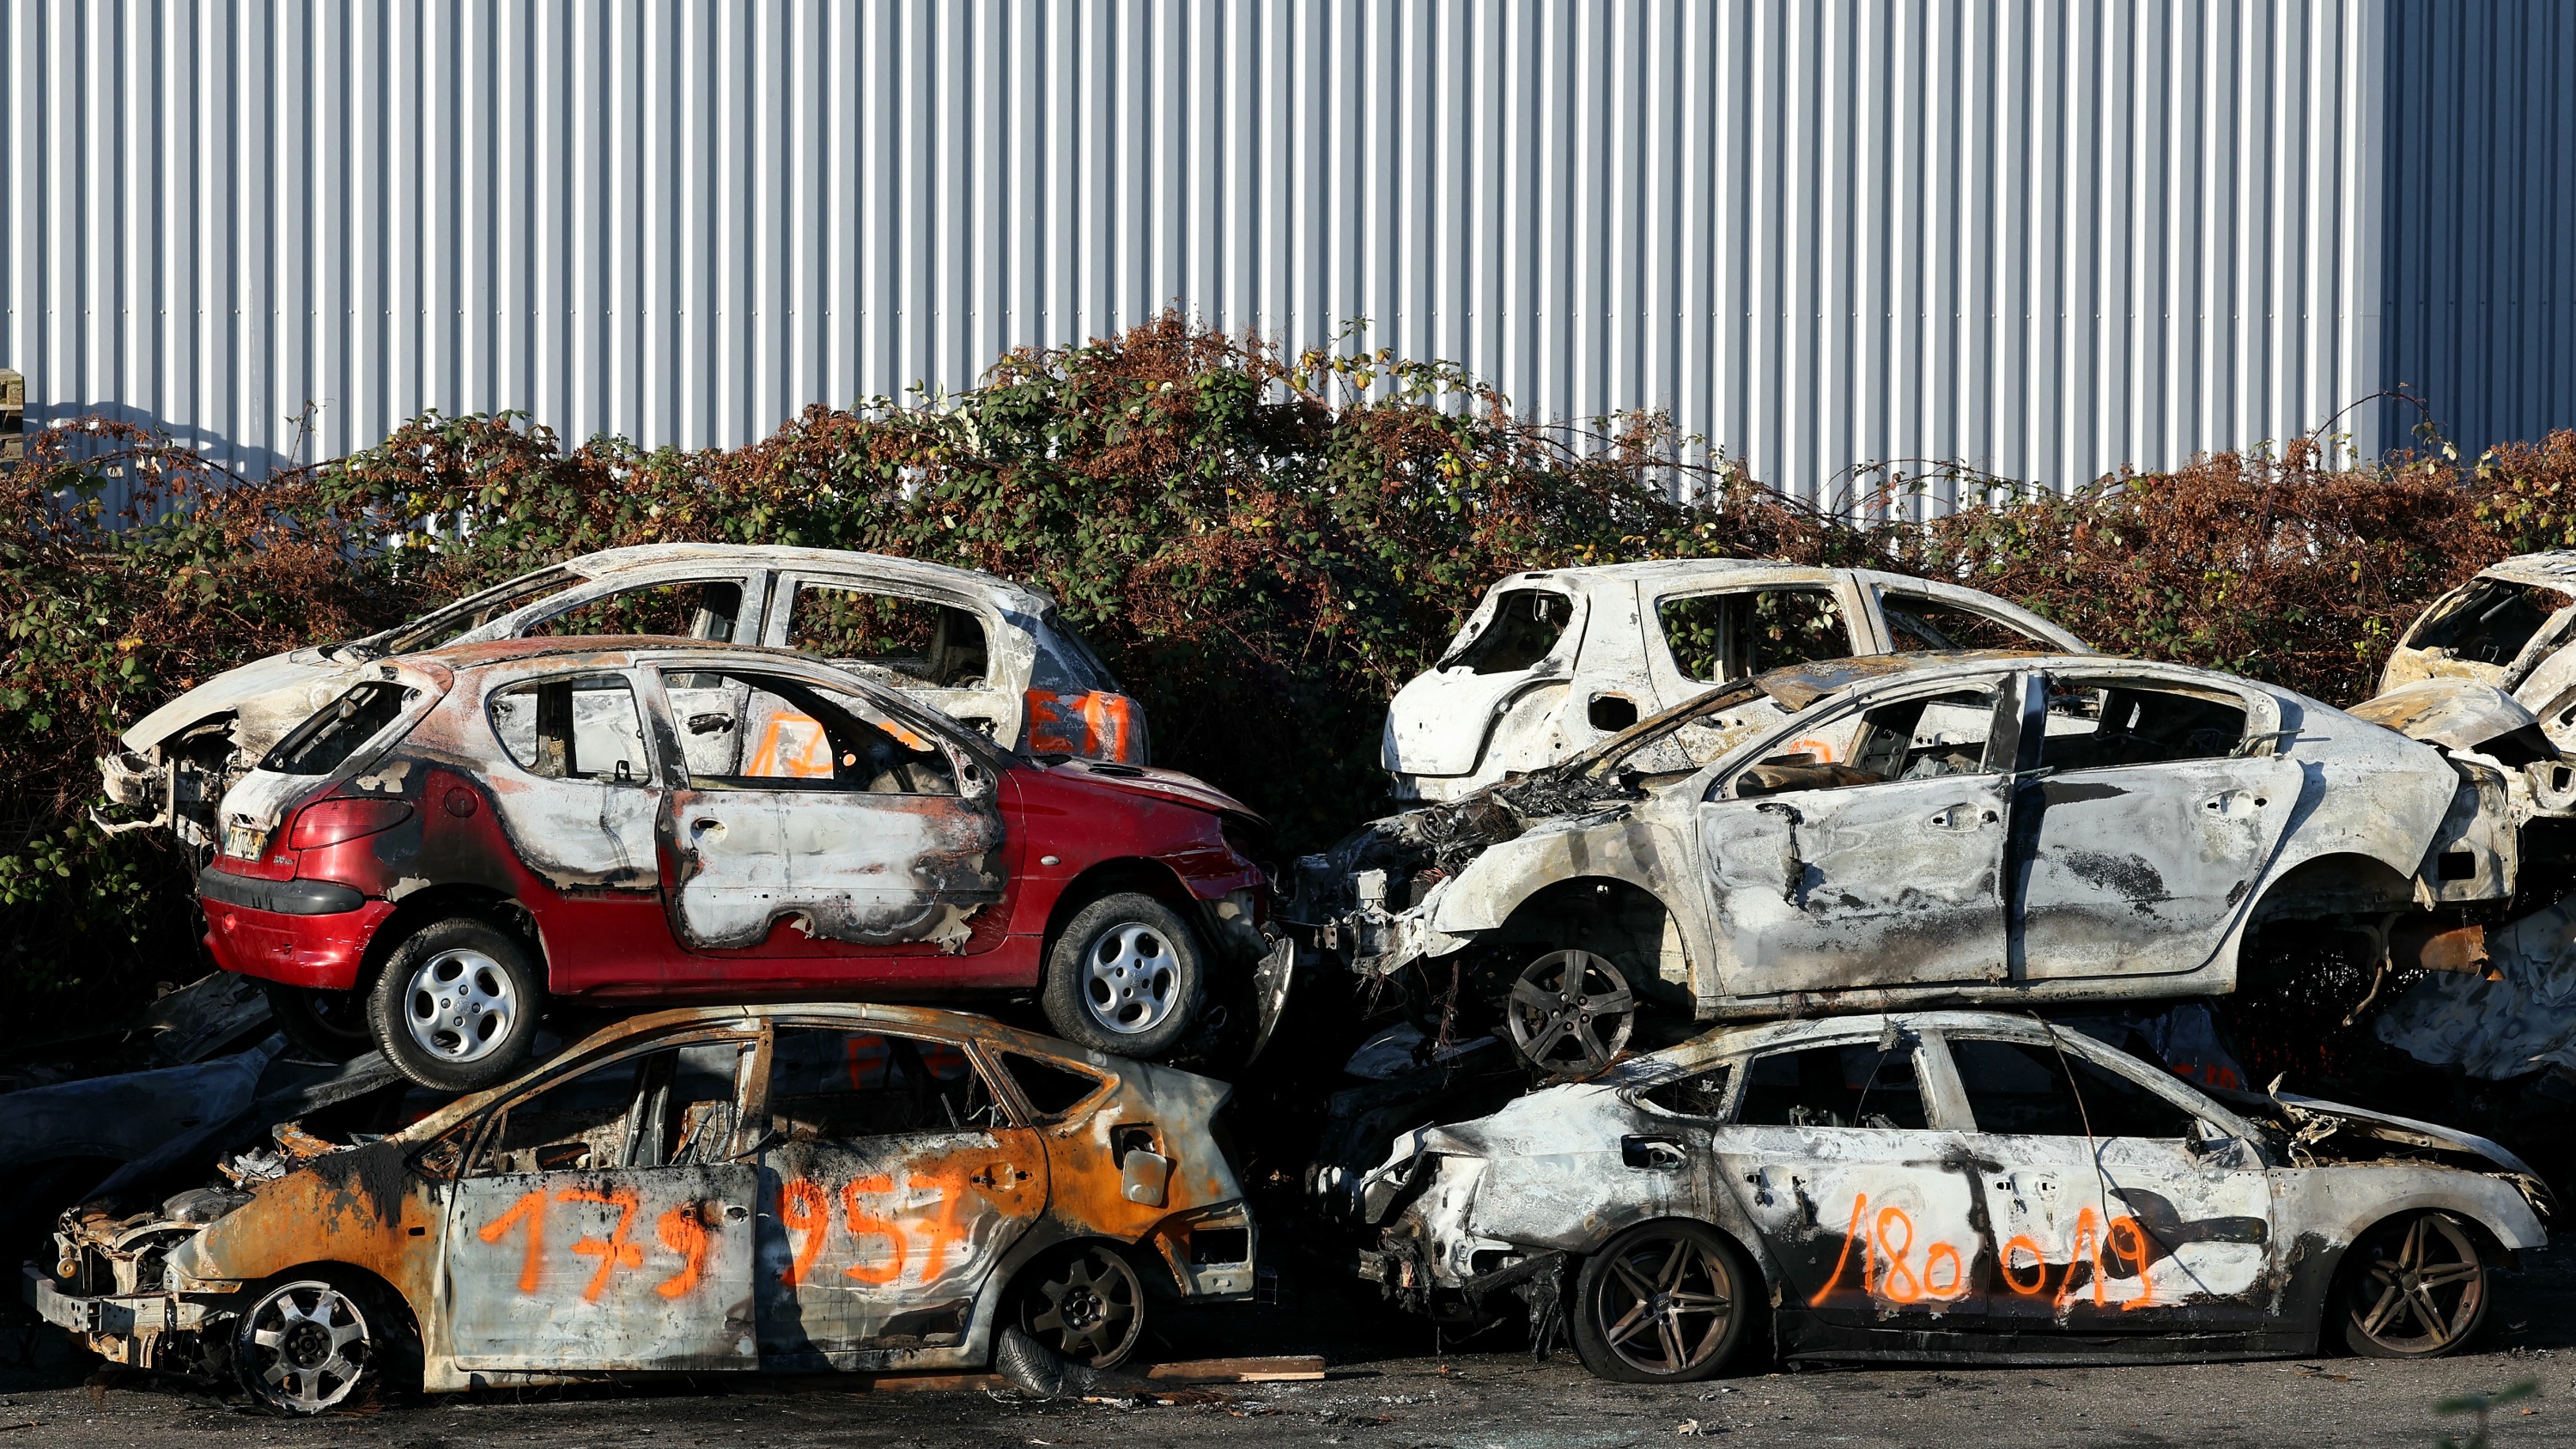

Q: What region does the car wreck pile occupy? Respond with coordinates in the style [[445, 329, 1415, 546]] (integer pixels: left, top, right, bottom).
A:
[[20, 545, 2576, 1408]]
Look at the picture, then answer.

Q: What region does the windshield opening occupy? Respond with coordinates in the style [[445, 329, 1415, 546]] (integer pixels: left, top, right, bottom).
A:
[[2408, 578, 2573, 667]]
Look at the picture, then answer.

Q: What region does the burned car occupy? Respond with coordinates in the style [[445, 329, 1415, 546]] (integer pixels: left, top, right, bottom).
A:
[[1384, 562, 2087, 801], [2379, 551, 2576, 747], [1349, 1010, 2549, 1380], [24, 1003, 1256, 1412], [1298, 652, 2561, 1073], [100, 544, 1149, 848], [197, 639, 1279, 1090]]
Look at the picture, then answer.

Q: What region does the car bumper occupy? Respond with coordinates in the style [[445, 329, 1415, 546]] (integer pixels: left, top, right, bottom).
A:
[[199, 880, 395, 991], [23, 1265, 227, 1361]]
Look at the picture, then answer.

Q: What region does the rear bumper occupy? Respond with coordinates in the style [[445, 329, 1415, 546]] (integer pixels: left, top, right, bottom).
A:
[[199, 886, 394, 991]]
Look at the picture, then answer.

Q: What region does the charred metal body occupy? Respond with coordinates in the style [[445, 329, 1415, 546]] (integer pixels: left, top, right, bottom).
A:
[[99, 545, 1151, 847], [1298, 652, 2567, 1059], [24, 1003, 1255, 1406], [1384, 562, 2088, 803], [1347, 1010, 2548, 1376], [192, 640, 1273, 1087]]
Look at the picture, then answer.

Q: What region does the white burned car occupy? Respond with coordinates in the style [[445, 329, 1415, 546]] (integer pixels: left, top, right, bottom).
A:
[[1383, 562, 2087, 801], [1353, 1010, 2549, 1379], [1302, 652, 2563, 1074], [100, 544, 1148, 847]]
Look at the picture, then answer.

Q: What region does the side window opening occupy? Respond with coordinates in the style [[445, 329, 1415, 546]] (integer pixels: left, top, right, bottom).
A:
[[381, 571, 571, 653], [767, 1027, 1004, 1139], [1950, 1036, 2200, 1140], [1448, 589, 1573, 675], [1658, 587, 1853, 685], [2407, 578, 2573, 667], [1735, 1042, 1929, 1129], [997, 1052, 1107, 1119], [467, 1038, 750, 1176], [1879, 590, 2056, 653], [524, 580, 744, 642], [1640, 1063, 1733, 1118], [488, 674, 652, 782], [2034, 679, 2248, 771], [260, 683, 418, 776], [789, 586, 991, 691], [1734, 685, 2001, 797], [660, 669, 957, 795]]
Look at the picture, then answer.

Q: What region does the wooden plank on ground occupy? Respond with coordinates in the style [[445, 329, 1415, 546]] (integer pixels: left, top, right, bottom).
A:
[[1146, 1355, 1327, 1383]]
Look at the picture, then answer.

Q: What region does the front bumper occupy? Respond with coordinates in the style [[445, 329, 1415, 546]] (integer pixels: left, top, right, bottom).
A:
[[199, 886, 396, 990], [24, 1265, 228, 1364]]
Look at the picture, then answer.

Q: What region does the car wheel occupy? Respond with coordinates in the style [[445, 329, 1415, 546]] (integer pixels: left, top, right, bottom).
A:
[[1570, 1221, 1755, 1384], [365, 916, 546, 1093], [1013, 1243, 1146, 1368], [232, 1277, 386, 1415], [1505, 949, 1635, 1076], [259, 980, 374, 1060], [1042, 892, 1206, 1058], [2336, 1212, 2492, 1358]]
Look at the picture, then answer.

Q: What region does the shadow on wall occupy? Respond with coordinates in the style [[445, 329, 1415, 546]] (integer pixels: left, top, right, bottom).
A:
[[21, 399, 302, 514], [2381, 0, 2576, 460]]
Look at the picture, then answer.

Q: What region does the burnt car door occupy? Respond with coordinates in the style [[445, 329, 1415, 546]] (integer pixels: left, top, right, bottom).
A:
[[438, 1031, 762, 1372], [750, 1024, 1048, 1367], [479, 670, 665, 892], [1696, 674, 2020, 991], [1707, 1029, 1990, 1333], [1938, 1028, 2275, 1335], [650, 666, 1009, 962], [2008, 670, 2301, 981]]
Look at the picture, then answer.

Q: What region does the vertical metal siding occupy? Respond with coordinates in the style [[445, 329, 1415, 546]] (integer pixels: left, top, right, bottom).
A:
[[0, 0, 2565, 501]]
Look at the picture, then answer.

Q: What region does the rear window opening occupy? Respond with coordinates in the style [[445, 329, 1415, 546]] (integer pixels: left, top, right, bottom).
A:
[[1658, 588, 1852, 683], [524, 580, 743, 642], [792, 587, 991, 690], [2408, 578, 2575, 667], [259, 684, 419, 775], [1448, 590, 1573, 675], [1879, 591, 2054, 653]]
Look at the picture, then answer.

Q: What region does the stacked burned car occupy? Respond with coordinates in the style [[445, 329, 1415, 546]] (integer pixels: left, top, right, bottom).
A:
[[22, 552, 2575, 1407]]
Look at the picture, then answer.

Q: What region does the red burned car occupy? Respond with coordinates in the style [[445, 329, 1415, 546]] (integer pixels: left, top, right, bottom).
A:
[[196, 639, 1279, 1091]]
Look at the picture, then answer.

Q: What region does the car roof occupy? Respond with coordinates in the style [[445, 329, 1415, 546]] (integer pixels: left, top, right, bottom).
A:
[[2475, 551, 2576, 593], [1490, 559, 1843, 592], [1748, 649, 2269, 709], [559, 543, 1061, 615], [404, 636, 840, 672], [397, 1001, 1121, 1141], [1642, 1008, 2144, 1071]]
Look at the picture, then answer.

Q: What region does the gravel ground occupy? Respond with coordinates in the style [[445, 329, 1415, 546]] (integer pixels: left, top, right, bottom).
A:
[[9, 1246, 2576, 1449]]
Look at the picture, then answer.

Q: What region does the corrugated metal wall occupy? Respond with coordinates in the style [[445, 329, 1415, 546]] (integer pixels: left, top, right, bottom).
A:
[[1, 1, 2566, 502]]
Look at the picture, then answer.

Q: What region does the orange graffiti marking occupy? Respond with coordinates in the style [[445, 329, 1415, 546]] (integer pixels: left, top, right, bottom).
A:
[[906, 1166, 973, 1282], [1923, 1241, 1964, 1299], [2053, 1208, 2155, 1312], [1808, 1193, 1875, 1306], [1874, 1208, 1923, 1303], [557, 1186, 645, 1303], [654, 1202, 711, 1300], [477, 1189, 550, 1293], [779, 1177, 831, 1287], [840, 1174, 907, 1285], [2002, 1234, 2049, 1296], [2107, 1215, 2159, 1313]]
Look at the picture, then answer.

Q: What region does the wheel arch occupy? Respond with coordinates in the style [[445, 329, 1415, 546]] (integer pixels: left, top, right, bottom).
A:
[[1038, 859, 1206, 960], [961, 1229, 1174, 1367], [361, 885, 544, 993], [1482, 875, 1696, 1008]]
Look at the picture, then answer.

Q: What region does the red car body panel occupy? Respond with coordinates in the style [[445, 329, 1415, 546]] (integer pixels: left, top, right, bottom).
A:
[[197, 642, 1268, 1008]]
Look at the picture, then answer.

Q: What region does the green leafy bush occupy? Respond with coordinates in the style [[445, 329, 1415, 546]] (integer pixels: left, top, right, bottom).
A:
[[3, 312, 2569, 1044]]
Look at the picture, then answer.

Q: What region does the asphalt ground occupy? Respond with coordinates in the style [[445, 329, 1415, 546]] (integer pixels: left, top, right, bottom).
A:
[[9, 1234, 2576, 1449]]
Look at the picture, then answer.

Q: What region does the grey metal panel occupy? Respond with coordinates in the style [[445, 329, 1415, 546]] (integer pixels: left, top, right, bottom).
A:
[[0, 1, 2567, 508]]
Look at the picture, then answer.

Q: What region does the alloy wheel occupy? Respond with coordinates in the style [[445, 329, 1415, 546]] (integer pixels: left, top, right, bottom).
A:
[[1083, 922, 1179, 1036], [404, 947, 517, 1062], [234, 1279, 374, 1415], [1506, 949, 1636, 1075], [1593, 1230, 1735, 1377], [2346, 1214, 2487, 1355], [1022, 1245, 1144, 1366]]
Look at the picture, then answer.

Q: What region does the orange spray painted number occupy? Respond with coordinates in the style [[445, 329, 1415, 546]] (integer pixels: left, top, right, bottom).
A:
[[1807, 1192, 2160, 1311], [478, 1189, 724, 1303]]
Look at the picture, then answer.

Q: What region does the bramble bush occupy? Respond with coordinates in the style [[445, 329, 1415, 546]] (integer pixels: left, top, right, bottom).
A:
[[7, 312, 2576, 1047]]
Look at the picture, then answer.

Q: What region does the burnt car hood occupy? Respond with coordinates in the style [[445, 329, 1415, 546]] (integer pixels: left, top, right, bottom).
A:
[[118, 648, 359, 754], [1032, 758, 1264, 826], [2263, 1090, 2543, 1179]]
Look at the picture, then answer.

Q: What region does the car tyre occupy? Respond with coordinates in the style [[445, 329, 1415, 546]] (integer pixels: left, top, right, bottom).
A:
[[1570, 1220, 1757, 1384], [1042, 892, 1206, 1059], [1012, 1242, 1147, 1368], [232, 1275, 412, 1416], [2336, 1211, 2492, 1359], [260, 980, 374, 1061], [364, 916, 546, 1093]]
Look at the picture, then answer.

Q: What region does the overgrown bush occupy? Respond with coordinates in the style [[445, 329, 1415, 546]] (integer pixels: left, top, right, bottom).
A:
[[7, 312, 2576, 1047]]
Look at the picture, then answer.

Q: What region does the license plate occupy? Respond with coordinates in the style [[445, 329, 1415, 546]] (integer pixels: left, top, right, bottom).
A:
[[222, 823, 266, 860]]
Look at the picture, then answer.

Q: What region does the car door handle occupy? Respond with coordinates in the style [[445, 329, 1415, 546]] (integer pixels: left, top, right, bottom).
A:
[[690, 817, 724, 834], [1927, 807, 1996, 830], [1622, 1135, 1688, 1171]]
